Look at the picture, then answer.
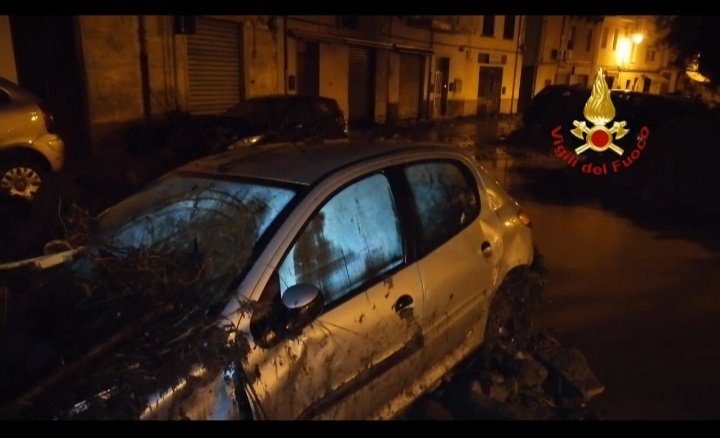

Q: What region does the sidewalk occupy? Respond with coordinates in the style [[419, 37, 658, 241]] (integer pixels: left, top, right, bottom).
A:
[[350, 114, 523, 150]]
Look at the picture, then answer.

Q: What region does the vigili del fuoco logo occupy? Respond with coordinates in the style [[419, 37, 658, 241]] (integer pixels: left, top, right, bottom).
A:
[[551, 68, 650, 175]]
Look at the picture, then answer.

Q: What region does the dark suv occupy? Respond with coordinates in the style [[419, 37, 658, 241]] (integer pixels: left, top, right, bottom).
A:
[[523, 85, 706, 133]]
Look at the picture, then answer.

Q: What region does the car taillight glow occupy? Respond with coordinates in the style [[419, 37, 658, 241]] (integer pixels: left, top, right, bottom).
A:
[[517, 209, 532, 227]]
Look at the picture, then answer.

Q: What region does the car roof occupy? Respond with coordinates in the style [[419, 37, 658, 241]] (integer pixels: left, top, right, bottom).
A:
[[0, 76, 38, 102], [176, 140, 470, 187], [243, 95, 337, 103]]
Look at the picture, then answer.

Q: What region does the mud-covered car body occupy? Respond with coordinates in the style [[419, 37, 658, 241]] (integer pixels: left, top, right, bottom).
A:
[[0, 140, 532, 420]]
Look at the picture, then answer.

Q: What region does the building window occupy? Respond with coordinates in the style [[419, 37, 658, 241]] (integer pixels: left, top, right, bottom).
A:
[[586, 29, 593, 52], [338, 16, 358, 29], [601, 27, 608, 49], [646, 48, 657, 62], [503, 15, 515, 40], [612, 28, 619, 50], [567, 26, 576, 50], [478, 52, 490, 63], [482, 15, 495, 37]]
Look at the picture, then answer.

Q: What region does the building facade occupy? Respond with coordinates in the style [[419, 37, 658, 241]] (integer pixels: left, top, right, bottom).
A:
[[523, 15, 680, 104], [0, 15, 526, 154]]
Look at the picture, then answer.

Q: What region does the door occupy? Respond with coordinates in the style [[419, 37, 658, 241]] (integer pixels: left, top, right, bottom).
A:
[[187, 17, 243, 114], [402, 161, 496, 364], [642, 77, 652, 93], [436, 58, 450, 116], [246, 173, 425, 419], [517, 65, 535, 113], [398, 53, 424, 120], [10, 16, 89, 155], [348, 46, 375, 126], [296, 41, 319, 96], [478, 66, 502, 116]]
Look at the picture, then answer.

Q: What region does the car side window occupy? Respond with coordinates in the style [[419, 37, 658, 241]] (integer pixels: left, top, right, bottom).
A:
[[404, 161, 480, 254], [277, 173, 403, 307], [284, 99, 313, 125]]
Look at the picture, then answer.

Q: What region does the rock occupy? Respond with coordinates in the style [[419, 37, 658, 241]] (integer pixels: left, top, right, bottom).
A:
[[417, 399, 455, 420], [488, 382, 510, 403], [470, 380, 484, 397], [535, 337, 604, 401], [470, 376, 513, 403], [514, 356, 549, 389], [503, 378, 520, 402]]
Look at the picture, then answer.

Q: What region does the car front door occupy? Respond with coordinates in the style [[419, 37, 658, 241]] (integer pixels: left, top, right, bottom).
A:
[[244, 172, 425, 419]]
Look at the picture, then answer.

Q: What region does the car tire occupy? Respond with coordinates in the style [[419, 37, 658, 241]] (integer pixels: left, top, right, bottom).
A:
[[482, 253, 546, 358], [0, 160, 46, 201]]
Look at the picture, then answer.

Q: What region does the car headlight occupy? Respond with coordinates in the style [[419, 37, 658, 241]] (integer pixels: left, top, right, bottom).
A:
[[228, 135, 264, 150]]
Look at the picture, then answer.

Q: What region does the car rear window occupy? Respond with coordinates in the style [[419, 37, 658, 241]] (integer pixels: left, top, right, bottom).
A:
[[315, 98, 340, 115]]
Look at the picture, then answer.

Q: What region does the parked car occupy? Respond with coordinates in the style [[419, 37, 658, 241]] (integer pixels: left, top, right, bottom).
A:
[[522, 84, 706, 135], [195, 95, 348, 152], [0, 76, 64, 200], [0, 140, 534, 420]]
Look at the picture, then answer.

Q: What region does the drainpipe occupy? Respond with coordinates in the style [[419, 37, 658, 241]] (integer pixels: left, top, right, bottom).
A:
[[138, 15, 152, 121], [510, 16, 523, 114], [283, 15, 288, 94], [428, 28, 435, 119], [554, 16, 567, 84]]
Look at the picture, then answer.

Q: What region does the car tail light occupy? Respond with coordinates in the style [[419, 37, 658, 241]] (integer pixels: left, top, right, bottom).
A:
[[39, 101, 56, 133], [517, 209, 532, 227]]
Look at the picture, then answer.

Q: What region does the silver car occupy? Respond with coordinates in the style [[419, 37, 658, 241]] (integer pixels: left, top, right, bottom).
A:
[[0, 140, 533, 420], [0, 76, 64, 200]]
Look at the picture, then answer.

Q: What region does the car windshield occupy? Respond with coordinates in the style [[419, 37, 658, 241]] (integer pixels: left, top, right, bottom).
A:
[[98, 175, 295, 252], [95, 175, 297, 303], [0, 176, 296, 410]]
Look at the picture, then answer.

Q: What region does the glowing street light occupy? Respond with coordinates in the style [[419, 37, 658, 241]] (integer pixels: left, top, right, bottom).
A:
[[616, 37, 632, 66], [631, 32, 644, 44]]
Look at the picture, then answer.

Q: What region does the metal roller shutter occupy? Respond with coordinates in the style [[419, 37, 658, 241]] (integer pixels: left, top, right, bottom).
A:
[[187, 17, 241, 114], [348, 46, 374, 122], [398, 53, 424, 120]]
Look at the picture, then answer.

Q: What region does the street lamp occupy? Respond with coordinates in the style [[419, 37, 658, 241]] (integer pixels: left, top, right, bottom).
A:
[[631, 32, 644, 44], [616, 37, 632, 66]]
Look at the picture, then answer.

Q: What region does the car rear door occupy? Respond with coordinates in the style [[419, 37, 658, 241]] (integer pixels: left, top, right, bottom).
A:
[[244, 172, 426, 419]]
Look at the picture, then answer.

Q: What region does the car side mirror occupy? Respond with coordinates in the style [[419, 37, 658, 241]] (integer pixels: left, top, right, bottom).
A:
[[280, 283, 324, 335]]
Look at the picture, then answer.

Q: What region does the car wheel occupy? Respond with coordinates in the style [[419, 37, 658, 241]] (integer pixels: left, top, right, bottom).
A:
[[482, 256, 546, 358], [0, 161, 45, 200]]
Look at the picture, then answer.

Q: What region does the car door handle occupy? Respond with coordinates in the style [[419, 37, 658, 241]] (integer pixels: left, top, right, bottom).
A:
[[481, 241, 492, 257], [393, 295, 414, 314]]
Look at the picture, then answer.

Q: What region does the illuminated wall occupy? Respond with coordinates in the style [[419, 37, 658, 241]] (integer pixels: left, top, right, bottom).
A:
[[592, 16, 676, 94]]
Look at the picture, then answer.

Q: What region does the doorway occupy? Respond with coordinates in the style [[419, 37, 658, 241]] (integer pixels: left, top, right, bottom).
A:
[[434, 57, 450, 117], [477, 66, 502, 116], [517, 65, 535, 113], [296, 41, 319, 96], [642, 77, 652, 93], [348, 46, 375, 126], [10, 15, 89, 156]]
